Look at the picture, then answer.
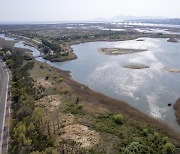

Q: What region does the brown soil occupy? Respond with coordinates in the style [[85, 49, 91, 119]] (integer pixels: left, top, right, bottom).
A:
[[35, 78, 52, 88], [60, 124, 100, 149], [36, 95, 61, 112], [174, 99, 180, 125]]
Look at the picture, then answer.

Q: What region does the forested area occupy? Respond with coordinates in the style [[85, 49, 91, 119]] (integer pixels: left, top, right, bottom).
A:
[[6, 51, 56, 153]]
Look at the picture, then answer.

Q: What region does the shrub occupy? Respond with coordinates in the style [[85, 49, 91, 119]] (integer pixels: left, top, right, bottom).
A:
[[163, 142, 174, 154], [113, 114, 124, 124], [153, 132, 159, 140], [60, 87, 68, 94], [45, 76, 49, 80], [142, 128, 149, 136], [77, 104, 83, 110], [124, 142, 144, 154], [162, 136, 169, 144], [40, 64, 44, 69], [58, 77, 63, 83], [68, 104, 83, 114], [53, 75, 58, 79]]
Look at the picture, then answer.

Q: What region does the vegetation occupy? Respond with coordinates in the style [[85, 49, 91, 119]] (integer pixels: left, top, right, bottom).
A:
[[7, 51, 56, 153], [41, 39, 61, 53], [113, 114, 124, 124], [6, 47, 180, 154], [0, 50, 4, 57], [91, 113, 179, 153]]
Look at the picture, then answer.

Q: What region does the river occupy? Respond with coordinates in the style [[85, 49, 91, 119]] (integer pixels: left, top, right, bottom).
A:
[[0, 33, 180, 132]]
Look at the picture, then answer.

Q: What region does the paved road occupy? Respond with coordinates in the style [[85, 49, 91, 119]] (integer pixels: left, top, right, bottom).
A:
[[0, 61, 9, 154]]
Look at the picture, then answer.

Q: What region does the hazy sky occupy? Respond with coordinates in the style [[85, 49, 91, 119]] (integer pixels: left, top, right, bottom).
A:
[[0, 0, 180, 22]]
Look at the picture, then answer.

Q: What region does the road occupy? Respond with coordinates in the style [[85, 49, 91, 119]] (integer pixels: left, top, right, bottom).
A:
[[0, 61, 9, 154]]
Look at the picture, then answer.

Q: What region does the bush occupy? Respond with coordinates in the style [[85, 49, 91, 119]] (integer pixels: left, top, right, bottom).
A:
[[162, 136, 169, 144], [163, 142, 174, 154], [53, 75, 58, 79], [40, 64, 44, 69], [142, 128, 148, 136], [124, 142, 144, 154], [153, 132, 159, 140], [68, 104, 83, 114], [60, 87, 68, 94], [45, 76, 49, 80], [58, 77, 63, 83], [113, 114, 124, 124]]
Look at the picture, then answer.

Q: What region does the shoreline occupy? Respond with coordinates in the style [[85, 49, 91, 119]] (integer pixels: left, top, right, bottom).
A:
[[3, 32, 180, 62], [1, 33, 180, 142], [174, 99, 180, 125], [43, 59, 180, 142]]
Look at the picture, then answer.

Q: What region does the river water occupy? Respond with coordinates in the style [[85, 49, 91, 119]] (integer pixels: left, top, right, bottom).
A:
[[0, 34, 180, 132]]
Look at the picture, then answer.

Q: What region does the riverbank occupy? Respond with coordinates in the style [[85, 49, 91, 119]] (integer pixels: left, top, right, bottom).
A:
[[1, 37, 180, 153], [5, 31, 180, 63], [1, 35, 180, 138], [174, 99, 180, 125]]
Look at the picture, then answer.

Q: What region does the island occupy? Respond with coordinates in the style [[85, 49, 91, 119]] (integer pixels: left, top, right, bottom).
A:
[[136, 39, 145, 41], [100, 48, 147, 55], [164, 67, 180, 73], [123, 64, 149, 69], [167, 38, 179, 43]]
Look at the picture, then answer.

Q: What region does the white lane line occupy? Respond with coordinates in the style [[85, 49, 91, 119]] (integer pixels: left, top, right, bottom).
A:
[[0, 62, 9, 154]]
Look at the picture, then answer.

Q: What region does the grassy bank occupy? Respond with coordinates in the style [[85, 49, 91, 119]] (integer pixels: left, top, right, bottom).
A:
[[5, 48, 179, 153]]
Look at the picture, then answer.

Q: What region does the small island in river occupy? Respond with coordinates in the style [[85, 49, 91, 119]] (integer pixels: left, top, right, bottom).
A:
[[167, 38, 179, 43], [124, 64, 149, 69], [164, 67, 180, 73], [100, 48, 147, 55]]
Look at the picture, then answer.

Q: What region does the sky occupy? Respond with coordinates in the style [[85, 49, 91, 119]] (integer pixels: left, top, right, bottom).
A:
[[0, 0, 180, 22]]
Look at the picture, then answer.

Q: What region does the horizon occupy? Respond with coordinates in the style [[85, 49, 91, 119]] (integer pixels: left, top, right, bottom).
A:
[[0, 16, 180, 25], [1, 0, 180, 22]]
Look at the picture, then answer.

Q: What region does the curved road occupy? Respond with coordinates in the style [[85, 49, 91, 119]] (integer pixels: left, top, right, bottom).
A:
[[0, 61, 9, 154]]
